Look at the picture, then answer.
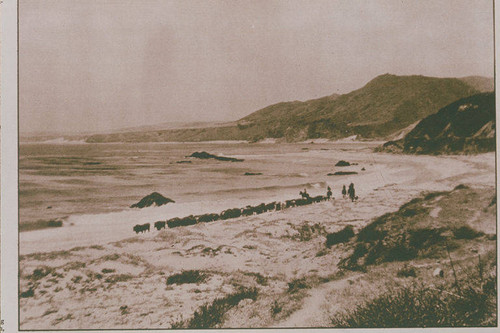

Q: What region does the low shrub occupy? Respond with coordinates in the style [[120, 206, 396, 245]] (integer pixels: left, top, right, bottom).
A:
[[423, 191, 449, 201], [294, 223, 325, 241], [356, 214, 389, 243], [287, 278, 310, 293], [339, 243, 368, 271], [331, 275, 497, 327], [397, 265, 417, 278], [104, 274, 133, 284], [20, 288, 34, 298], [102, 254, 120, 261], [409, 228, 444, 249], [29, 266, 55, 281], [244, 272, 268, 286], [166, 270, 207, 285], [181, 287, 258, 328], [398, 198, 423, 211], [383, 241, 417, 263], [326, 226, 355, 248], [271, 300, 283, 316], [453, 226, 484, 239]]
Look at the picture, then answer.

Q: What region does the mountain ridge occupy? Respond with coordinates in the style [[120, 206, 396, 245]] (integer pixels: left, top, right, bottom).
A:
[[80, 74, 491, 143]]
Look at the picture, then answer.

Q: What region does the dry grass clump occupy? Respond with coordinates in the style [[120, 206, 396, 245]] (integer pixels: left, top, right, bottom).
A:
[[292, 222, 326, 241], [172, 287, 258, 328], [20, 288, 35, 298], [28, 266, 56, 280], [271, 300, 283, 316], [243, 272, 268, 286], [331, 266, 496, 327], [452, 225, 484, 239], [396, 265, 417, 278], [287, 277, 310, 293], [104, 274, 133, 284], [166, 270, 207, 285]]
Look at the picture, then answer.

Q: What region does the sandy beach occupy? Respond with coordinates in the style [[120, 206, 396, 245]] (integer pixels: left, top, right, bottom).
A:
[[20, 145, 494, 255], [18, 145, 496, 329]]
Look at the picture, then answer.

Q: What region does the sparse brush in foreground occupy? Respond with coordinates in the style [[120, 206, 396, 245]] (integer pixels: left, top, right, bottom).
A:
[[396, 265, 417, 278], [271, 300, 283, 316], [331, 270, 497, 328], [166, 270, 207, 285], [174, 287, 258, 328], [287, 277, 310, 293]]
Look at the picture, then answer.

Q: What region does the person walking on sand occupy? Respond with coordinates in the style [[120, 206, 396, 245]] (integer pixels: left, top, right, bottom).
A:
[[342, 185, 347, 198], [348, 183, 356, 202], [327, 186, 332, 200]]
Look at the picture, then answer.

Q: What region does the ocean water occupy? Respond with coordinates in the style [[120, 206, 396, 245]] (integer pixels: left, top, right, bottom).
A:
[[19, 141, 376, 230]]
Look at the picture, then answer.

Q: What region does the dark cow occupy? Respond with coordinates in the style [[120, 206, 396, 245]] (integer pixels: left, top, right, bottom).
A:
[[265, 202, 277, 211], [220, 208, 241, 220], [242, 206, 255, 216], [133, 223, 150, 234], [180, 215, 197, 226], [154, 221, 166, 231], [253, 203, 267, 214], [312, 195, 325, 203], [167, 217, 181, 228], [286, 199, 296, 208], [197, 213, 220, 223], [167, 215, 197, 228]]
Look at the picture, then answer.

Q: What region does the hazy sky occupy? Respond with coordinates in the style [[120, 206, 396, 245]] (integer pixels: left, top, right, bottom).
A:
[[20, 0, 494, 134]]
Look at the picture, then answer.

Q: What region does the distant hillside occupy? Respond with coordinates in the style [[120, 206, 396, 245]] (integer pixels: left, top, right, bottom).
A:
[[238, 74, 480, 141], [379, 92, 495, 154], [459, 76, 494, 93], [86, 74, 482, 143]]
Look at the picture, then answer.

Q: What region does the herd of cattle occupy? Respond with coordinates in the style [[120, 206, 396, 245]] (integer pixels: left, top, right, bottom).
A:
[[133, 194, 330, 233]]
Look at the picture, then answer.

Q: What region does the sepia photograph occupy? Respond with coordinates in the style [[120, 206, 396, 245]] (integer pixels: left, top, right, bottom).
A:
[[10, 0, 497, 330]]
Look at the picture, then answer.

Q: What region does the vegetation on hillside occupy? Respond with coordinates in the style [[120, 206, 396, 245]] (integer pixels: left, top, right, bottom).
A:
[[331, 269, 497, 327], [85, 74, 483, 143], [379, 92, 495, 154], [328, 185, 497, 327]]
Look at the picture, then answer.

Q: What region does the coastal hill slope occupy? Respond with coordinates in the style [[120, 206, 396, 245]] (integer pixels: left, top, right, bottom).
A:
[[239, 74, 481, 140], [85, 74, 484, 143], [459, 76, 494, 93], [379, 92, 495, 154]]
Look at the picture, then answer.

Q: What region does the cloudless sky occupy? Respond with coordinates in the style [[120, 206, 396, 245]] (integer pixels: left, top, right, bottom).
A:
[[19, 0, 494, 134]]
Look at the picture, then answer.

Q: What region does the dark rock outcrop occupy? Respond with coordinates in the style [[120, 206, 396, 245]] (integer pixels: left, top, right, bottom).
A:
[[335, 160, 351, 167], [187, 151, 244, 162], [131, 192, 175, 208], [328, 171, 358, 176]]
